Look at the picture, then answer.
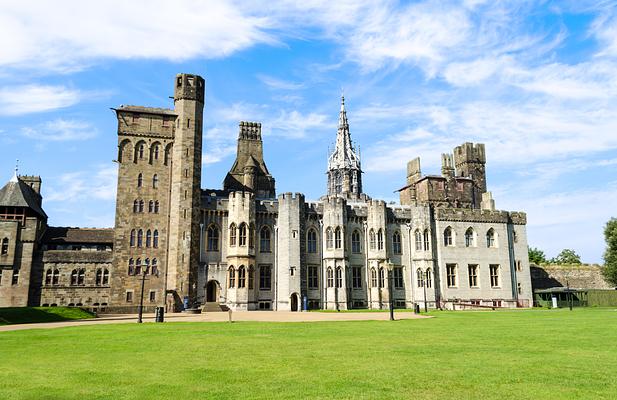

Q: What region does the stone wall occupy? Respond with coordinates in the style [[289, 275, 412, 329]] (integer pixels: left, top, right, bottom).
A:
[[531, 264, 612, 290]]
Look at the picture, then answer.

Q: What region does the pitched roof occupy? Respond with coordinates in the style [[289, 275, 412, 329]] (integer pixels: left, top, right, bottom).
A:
[[42, 227, 114, 245], [0, 179, 47, 218]]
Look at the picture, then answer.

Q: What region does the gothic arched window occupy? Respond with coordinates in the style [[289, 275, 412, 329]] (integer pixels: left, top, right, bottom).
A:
[[229, 223, 237, 246], [137, 229, 143, 247], [486, 228, 496, 248], [207, 225, 219, 251], [326, 267, 334, 288], [130, 230, 136, 247], [371, 267, 377, 287], [423, 229, 430, 251], [415, 229, 423, 251], [146, 230, 152, 248], [239, 223, 247, 246], [369, 229, 376, 250], [326, 227, 334, 249], [152, 174, 158, 189], [377, 229, 384, 250], [465, 227, 475, 247], [334, 227, 342, 249], [128, 258, 134, 275], [392, 231, 402, 254], [238, 266, 246, 288], [307, 229, 317, 253], [228, 266, 236, 288], [260, 226, 271, 253], [335, 267, 343, 288], [351, 230, 361, 253], [153, 230, 159, 248], [444, 227, 453, 247], [137, 173, 143, 188]]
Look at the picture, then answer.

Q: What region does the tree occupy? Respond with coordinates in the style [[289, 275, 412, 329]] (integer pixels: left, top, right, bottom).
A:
[[602, 218, 617, 286], [528, 247, 547, 264], [552, 249, 582, 265]]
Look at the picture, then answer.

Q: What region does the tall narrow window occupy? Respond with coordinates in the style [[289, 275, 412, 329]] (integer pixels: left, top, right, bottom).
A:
[[135, 258, 142, 275], [45, 269, 52, 285], [465, 227, 475, 247], [137, 173, 143, 187], [153, 230, 159, 248], [148, 200, 154, 213], [139, 144, 145, 159], [335, 267, 343, 288], [392, 231, 402, 254], [152, 174, 158, 189], [444, 227, 453, 246], [326, 228, 333, 249], [249, 224, 255, 248], [228, 266, 235, 288], [11, 268, 18, 285], [326, 267, 334, 288], [417, 268, 424, 287], [96, 269, 103, 286], [153, 144, 159, 160], [260, 226, 271, 253], [1, 237, 9, 255], [377, 229, 384, 250], [259, 265, 271, 290], [151, 259, 158, 276], [138, 200, 144, 213], [308, 266, 319, 289], [128, 258, 134, 275], [144, 259, 150, 276], [486, 229, 496, 248], [307, 229, 317, 253], [103, 269, 109, 285], [146, 230, 152, 248], [133, 200, 139, 213], [238, 266, 246, 288], [468, 264, 479, 287], [415, 229, 422, 251], [229, 223, 237, 246], [207, 225, 219, 251], [490, 264, 500, 288], [371, 268, 377, 288], [446, 264, 457, 287], [352, 266, 362, 289], [239, 223, 247, 246], [351, 230, 361, 253], [394, 267, 404, 289], [334, 227, 342, 249], [379, 268, 385, 288], [137, 229, 143, 247], [248, 266, 254, 289], [77, 269, 85, 286], [423, 229, 430, 251], [426, 268, 432, 288], [369, 229, 376, 250], [52, 269, 60, 285]]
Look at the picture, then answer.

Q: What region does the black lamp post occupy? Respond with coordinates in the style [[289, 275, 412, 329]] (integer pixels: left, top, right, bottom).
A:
[[386, 262, 394, 321], [137, 268, 148, 323], [423, 270, 428, 313]]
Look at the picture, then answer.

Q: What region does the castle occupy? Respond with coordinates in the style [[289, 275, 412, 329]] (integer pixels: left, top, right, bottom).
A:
[[0, 73, 533, 312]]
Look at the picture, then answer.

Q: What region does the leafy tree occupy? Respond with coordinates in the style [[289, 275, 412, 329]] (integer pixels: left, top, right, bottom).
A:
[[552, 249, 582, 265], [602, 218, 617, 286], [528, 247, 547, 264]]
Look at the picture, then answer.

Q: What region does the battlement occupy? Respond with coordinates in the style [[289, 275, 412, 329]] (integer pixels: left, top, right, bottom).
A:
[[278, 192, 304, 202], [228, 191, 254, 203], [454, 142, 486, 165], [436, 208, 527, 224], [368, 199, 386, 208], [239, 121, 262, 141], [323, 195, 346, 206], [174, 73, 205, 103]]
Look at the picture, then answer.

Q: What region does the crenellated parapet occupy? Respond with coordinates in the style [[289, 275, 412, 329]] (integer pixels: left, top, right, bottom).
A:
[[436, 208, 527, 225]]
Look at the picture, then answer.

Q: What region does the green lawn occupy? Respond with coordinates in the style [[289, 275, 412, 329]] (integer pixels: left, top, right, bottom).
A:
[[1, 308, 616, 399], [0, 307, 94, 325]]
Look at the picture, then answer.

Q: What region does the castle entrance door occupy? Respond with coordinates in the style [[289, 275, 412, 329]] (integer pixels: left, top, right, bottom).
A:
[[206, 280, 219, 303], [290, 293, 299, 312]]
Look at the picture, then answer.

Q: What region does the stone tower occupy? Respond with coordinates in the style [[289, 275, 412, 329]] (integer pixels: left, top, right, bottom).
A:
[[453, 142, 486, 208], [167, 74, 205, 309], [110, 73, 204, 312], [327, 97, 363, 198], [224, 122, 276, 198]]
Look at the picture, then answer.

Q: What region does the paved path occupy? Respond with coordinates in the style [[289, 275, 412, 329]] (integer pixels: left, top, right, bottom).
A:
[[0, 311, 429, 332]]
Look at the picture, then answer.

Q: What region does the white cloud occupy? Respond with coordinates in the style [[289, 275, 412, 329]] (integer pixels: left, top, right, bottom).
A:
[[203, 126, 237, 165], [45, 165, 117, 203], [266, 110, 330, 139], [0, 85, 81, 115], [21, 119, 97, 141], [0, 0, 275, 72], [257, 74, 305, 90]]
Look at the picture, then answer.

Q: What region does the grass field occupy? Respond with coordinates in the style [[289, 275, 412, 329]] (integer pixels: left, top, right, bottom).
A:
[[1, 308, 616, 399], [0, 307, 94, 325]]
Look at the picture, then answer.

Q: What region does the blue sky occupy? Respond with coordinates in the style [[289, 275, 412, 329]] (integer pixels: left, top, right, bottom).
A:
[[0, 0, 616, 263]]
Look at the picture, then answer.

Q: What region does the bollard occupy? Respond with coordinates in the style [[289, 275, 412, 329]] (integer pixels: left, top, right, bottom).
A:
[[228, 309, 233, 323]]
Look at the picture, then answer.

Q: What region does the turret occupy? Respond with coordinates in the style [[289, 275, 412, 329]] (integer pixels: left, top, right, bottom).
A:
[[453, 142, 486, 208]]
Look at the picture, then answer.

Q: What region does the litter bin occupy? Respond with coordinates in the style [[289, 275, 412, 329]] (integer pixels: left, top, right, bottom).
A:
[[414, 304, 420, 314], [155, 306, 165, 323]]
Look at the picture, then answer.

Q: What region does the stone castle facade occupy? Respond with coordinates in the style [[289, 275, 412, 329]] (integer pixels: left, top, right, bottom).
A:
[[0, 73, 533, 312]]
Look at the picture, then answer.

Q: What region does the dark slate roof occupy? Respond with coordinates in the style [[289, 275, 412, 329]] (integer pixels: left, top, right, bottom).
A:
[[0, 179, 47, 218], [42, 227, 114, 245]]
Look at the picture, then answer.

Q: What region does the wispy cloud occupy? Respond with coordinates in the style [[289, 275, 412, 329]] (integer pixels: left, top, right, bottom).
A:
[[0, 85, 81, 115], [21, 119, 97, 141], [257, 74, 305, 90], [45, 165, 117, 203]]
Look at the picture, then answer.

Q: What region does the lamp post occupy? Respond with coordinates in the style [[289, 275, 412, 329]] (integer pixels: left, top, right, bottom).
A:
[[386, 261, 395, 321], [137, 268, 148, 323], [423, 270, 428, 313]]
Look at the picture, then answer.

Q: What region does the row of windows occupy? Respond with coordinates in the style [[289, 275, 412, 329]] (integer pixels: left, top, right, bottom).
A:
[[132, 200, 160, 214], [228, 265, 271, 290], [126, 290, 158, 303], [1, 237, 8, 255], [129, 229, 159, 248], [206, 225, 272, 252], [136, 173, 159, 189], [44, 268, 109, 286], [443, 227, 499, 248], [416, 268, 433, 288], [445, 264, 501, 289], [127, 258, 159, 276], [118, 139, 172, 165], [306, 266, 407, 290]]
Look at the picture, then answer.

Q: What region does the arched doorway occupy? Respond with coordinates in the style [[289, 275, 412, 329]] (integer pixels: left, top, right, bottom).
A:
[[206, 280, 219, 303], [290, 293, 299, 312]]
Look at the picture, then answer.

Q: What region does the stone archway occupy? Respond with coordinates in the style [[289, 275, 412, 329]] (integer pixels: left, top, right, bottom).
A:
[[206, 280, 219, 303], [290, 293, 300, 312]]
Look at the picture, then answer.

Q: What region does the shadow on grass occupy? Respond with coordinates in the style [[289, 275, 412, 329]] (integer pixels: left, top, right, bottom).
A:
[[0, 307, 94, 325]]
